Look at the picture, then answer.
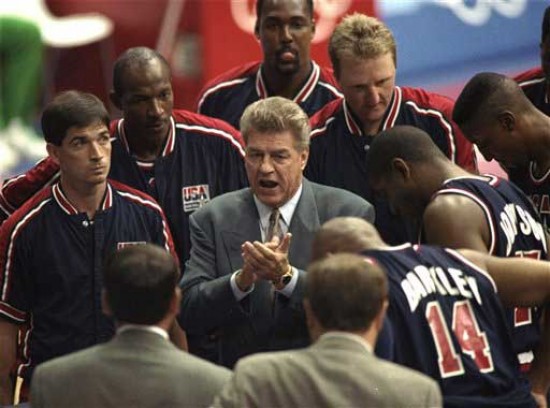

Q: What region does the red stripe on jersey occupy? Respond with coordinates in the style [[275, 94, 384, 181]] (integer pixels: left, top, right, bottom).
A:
[[172, 109, 245, 157], [109, 180, 178, 264], [309, 98, 344, 139], [382, 86, 402, 130], [0, 193, 51, 311], [343, 101, 362, 135], [52, 184, 79, 215]]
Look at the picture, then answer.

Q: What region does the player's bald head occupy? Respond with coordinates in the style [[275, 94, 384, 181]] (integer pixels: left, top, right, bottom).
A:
[[366, 125, 446, 183], [453, 72, 532, 131], [112, 47, 171, 96], [311, 217, 384, 262]]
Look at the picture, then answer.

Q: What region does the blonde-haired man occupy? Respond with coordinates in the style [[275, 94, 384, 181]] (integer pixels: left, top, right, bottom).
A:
[[305, 13, 476, 245]]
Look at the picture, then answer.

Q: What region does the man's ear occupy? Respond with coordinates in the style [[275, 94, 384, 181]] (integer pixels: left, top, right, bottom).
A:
[[374, 299, 389, 333], [311, 18, 316, 35], [101, 289, 113, 317], [109, 90, 122, 111], [46, 143, 61, 166], [170, 287, 182, 316], [391, 158, 410, 181], [497, 111, 516, 132]]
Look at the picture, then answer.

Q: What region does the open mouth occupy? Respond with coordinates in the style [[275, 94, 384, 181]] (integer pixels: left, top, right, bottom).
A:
[[259, 180, 278, 189]]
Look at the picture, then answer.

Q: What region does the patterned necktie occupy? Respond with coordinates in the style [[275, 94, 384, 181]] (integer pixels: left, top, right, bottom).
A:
[[266, 208, 281, 242]]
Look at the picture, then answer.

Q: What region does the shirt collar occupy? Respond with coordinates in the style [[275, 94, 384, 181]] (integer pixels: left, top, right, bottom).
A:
[[319, 332, 373, 353], [52, 182, 113, 215], [343, 86, 401, 136], [117, 117, 176, 157], [256, 62, 320, 103], [254, 183, 303, 233], [117, 324, 169, 340]]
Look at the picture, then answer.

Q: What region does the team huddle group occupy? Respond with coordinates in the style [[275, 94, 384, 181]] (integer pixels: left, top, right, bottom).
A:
[[0, 0, 549, 407]]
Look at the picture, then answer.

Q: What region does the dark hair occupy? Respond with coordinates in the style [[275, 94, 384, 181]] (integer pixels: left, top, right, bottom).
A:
[[112, 47, 171, 96], [103, 244, 179, 325], [452, 72, 509, 127], [542, 6, 550, 43], [256, 0, 313, 21], [306, 253, 388, 332], [41, 90, 109, 146], [366, 125, 445, 181]]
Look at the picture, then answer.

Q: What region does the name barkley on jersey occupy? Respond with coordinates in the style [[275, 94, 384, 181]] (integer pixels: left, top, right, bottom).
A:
[[499, 203, 547, 256], [401, 264, 482, 312]]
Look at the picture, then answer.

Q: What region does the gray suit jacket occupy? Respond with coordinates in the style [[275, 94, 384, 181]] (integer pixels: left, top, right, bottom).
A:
[[30, 328, 231, 408], [180, 179, 374, 367], [214, 334, 443, 408]]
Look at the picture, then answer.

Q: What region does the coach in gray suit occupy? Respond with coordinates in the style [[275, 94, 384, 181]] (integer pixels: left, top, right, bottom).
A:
[[214, 253, 442, 408], [31, 245, 230, 408], [179, 97, 375, 367]]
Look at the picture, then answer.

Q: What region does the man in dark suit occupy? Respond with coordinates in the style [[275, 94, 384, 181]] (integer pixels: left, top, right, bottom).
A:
[[31, 244, 231, 408], [179, 96, 375, 367]]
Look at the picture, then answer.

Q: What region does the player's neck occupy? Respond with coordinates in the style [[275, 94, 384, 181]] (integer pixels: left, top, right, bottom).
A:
[[59, 177, 107, 220], [262, 61, 312, 100], [126, 131, 167, 162]]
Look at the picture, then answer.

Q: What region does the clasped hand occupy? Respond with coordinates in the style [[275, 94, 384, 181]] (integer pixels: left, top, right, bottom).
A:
[[237, 233, 292, 289]]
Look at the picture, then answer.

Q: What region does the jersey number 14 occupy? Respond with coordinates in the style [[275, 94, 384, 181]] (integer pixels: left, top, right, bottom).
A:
[[426, 300, 494, 378]]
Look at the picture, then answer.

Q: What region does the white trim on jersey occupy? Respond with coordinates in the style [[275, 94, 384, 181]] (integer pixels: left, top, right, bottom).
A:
[[405, 100, 457, 163], [197, 77, 249, 113], [434, 188, 497, 255], [175, 123, 246, 157], [443, 248, 498, 293]]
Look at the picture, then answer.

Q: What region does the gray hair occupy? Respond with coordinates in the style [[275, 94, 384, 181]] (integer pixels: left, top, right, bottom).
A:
[[240, 97, 310, 150]]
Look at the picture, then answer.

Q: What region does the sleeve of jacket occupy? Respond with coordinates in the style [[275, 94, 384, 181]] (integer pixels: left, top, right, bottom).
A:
[[0, 157, 59, 225], [179, 211, 249, 334]]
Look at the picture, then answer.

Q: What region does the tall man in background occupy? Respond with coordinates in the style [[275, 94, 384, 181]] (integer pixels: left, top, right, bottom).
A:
[[196, 0, 342, 129]]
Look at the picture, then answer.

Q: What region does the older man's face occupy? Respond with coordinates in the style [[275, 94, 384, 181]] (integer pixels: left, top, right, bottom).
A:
[[245, 130, 309, 208]]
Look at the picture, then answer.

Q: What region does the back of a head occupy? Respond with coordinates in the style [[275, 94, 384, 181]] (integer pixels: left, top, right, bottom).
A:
[[311, 217, 382, 262], [307, 253, 388, 332], [366, 125, 445, 182], [453, 72, 529, 129], [112, 46, 171, 96], [240, 96, 310, 150], [103, 244, 179, 325], [329, 13, 396, 78], [41, 90, 110, 146]]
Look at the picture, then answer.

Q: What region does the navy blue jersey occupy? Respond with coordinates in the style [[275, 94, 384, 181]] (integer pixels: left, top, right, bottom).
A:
[[363, 244, 535, 408], [508, 162, 550, 235], [515, 67, 550, 116], [196, 61, 342, 129], [306, 89, 476, 244], [0, 110, 248, 266], [431, 175, 548, 370], [0, 180, 176, 383]]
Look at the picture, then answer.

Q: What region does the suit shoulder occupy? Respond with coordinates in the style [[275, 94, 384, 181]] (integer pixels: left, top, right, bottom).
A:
[[191, 188, 250, 219], [309, 181, 372, 207], [377, 357, 440, 390]]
